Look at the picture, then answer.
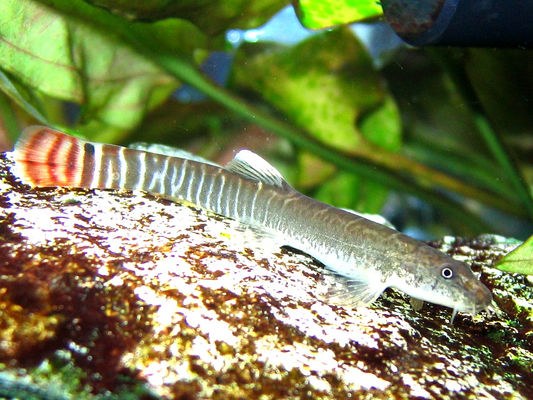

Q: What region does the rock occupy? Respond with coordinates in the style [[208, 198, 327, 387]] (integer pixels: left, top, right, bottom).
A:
[[0, 152, 531, 399]]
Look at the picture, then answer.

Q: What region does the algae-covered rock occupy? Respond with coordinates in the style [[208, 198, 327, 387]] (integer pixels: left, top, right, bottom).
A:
[[0, 152, 531, 399]]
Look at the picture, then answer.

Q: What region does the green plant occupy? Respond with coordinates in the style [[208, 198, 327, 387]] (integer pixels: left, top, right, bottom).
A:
[[0, 0, 531, 237]]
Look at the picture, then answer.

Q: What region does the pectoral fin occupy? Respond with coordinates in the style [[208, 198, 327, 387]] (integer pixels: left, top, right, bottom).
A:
[[323, 271, 386, 308]]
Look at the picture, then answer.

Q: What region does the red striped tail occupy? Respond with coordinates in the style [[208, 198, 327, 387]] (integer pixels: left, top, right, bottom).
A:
[[12, 126, 87, 187]]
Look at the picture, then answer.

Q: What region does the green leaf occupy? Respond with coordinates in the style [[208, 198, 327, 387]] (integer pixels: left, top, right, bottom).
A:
[[295, 0, 383, 29], [84, 0, 288, 36], [231, 28, 401, 211], [495, 236, 533, 275], [0, 0, 209, 140], [232, 28, 399, 150], [359, 97, 402, 152], [313, 172, 389, 214]]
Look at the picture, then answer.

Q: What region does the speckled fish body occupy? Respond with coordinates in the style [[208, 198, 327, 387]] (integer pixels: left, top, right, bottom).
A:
[[12, 126, 492, 316]]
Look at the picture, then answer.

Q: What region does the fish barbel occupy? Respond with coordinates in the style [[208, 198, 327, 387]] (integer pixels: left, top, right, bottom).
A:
[[11, 126, 492, 318]]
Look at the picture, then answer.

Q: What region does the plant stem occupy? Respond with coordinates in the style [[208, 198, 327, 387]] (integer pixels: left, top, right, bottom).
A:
[[0, 91, 19, 143], [429, 49, 533, 220], [404, 142, 514, 199], [350, 142, 522, 215]]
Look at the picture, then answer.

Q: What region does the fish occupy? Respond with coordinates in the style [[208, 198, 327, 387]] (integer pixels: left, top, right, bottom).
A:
[[11, 126, 492, 320]]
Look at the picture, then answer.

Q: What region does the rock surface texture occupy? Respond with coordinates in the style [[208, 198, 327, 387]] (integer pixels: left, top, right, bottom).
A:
[[0, 152, 531, 399]]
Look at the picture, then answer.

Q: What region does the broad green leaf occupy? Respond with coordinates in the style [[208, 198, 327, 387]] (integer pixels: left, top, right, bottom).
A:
[[314, 172, 389, 213], [495, 236, 533, 275], [0, 0, 207, 140], [295, 0, 383, 29], [231, 28, 401, 212], [85, 0, 289, 36], [359, 97, 402, 152], [232, 28, 399, 150]]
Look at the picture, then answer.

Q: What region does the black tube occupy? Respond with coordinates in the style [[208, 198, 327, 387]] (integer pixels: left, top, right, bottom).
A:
[[381, 0, 533, 47]]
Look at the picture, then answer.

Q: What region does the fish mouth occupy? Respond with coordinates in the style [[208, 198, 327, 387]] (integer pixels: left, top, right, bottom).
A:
[[473, 286, 493, 313], [446, 281, 493, 323], [449, 288, 493, 323], [462, 278, 493, 312], [466, 294, 493, 317]]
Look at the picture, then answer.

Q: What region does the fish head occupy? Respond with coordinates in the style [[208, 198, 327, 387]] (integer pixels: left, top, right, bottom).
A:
[[394, 247, 493, 315], [430, 258, 492, 314]]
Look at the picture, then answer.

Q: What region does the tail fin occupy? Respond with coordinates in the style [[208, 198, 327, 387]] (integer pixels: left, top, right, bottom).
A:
[[12, 126, 86, 187]]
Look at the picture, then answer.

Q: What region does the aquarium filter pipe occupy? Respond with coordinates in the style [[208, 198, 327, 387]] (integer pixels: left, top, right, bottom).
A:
[[381, 0, 533, 47]]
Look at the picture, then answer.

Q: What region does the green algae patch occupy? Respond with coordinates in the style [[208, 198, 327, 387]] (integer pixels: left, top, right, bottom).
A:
[[295, 0, 383, 29], [0, 351, 160, 400]]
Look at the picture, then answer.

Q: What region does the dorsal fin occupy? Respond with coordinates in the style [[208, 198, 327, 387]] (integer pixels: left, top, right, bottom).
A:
[[225, 150, 290, 189]]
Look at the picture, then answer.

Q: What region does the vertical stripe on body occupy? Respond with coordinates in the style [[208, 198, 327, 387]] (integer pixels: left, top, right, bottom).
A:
[[202, 169, 217, 211], [89, 143, 103, 188], [101, 145, 120, 188], [80, 143, 95, 187], [159, 156, 171, 195], [215, 174, 226, 215], [247, 181, 262, 222], [173, 159, 188, 199], [135, 150, 148, 190], [117, 147, 128, 189], [194, 163, 206, 207], [221, 175, 236, 218], [146, 153, 162, 192], [232, 179, 242, 220], [185, 160, 196, 202]]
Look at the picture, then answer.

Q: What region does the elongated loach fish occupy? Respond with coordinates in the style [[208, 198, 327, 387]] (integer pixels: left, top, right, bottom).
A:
[[12, 126, 492, 320]]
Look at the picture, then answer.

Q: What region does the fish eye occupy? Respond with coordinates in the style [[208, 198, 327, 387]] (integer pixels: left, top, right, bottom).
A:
[[441, 266, 454, 279]]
